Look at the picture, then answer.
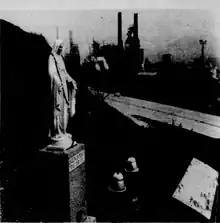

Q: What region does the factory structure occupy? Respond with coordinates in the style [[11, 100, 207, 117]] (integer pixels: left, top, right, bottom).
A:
[[117, 12, 144, 75]]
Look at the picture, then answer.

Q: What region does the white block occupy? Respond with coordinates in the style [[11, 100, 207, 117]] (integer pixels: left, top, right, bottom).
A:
[[173, 158, 218, 219]]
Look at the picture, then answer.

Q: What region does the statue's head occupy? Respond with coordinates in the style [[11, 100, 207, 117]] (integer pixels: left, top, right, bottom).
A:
[[52, 39, 64, 55]]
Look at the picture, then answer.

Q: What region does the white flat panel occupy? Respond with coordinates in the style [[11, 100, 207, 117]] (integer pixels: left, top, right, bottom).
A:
[[173, 158, 218, 219]]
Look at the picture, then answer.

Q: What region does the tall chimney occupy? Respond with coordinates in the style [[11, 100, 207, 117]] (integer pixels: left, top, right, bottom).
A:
[[134, 13, 138, 38], [69, 30, 74, 45], [69, 30, 73, 41], [56, 26, 59, 39], [118, 12, 123, 48], [69, 30, 73, 53]]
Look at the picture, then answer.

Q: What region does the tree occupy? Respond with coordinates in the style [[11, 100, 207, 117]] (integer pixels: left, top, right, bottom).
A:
[[64, 41, 81, 83]]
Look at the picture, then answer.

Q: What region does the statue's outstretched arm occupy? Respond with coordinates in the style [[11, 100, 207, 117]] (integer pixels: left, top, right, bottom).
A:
[[66, 72, 78, 90], [48, 55, 60, 84], [61, 56, 78, 90]]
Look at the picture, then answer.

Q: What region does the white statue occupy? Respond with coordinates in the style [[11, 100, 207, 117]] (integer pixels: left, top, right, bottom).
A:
[[48, 39, 77, 150]]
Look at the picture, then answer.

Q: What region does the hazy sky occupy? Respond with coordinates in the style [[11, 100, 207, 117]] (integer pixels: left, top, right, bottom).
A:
[[1, 0, 220, 10], [1, 0, 220, 60]]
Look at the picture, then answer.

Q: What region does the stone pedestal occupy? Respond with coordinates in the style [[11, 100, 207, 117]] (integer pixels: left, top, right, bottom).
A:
[[37, 143, 86, 222]]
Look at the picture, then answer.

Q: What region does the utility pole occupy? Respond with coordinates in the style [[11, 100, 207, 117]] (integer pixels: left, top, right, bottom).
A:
[[199, 39, 207, 64]]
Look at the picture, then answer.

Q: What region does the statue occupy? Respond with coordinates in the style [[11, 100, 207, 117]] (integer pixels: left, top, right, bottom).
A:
[[47, 39, 77, 150]]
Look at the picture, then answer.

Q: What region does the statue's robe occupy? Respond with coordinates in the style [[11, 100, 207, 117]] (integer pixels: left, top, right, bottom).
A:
[[48, 52, 76, 145]]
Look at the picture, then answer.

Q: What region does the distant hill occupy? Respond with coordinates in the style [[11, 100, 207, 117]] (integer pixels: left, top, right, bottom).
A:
[[95, 33, 214, 63], [1, 18, 52, 155], [143, 35, 215, 62]]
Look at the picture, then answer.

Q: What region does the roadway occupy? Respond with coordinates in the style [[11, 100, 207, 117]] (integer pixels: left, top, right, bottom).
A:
[[87, 89, 220, 222], [105, 94, 220, 139]]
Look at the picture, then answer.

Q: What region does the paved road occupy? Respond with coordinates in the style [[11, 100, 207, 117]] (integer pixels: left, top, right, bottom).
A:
[[105, 94, 220, 139], [86, 91, 220, 222]]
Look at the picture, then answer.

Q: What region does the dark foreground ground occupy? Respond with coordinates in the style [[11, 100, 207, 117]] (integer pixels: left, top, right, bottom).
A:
[[84, 89, 220, 222], [1, 87, 220, 222]]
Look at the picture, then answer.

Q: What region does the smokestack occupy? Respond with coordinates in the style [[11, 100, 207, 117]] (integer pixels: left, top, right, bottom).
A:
[[118, 12, 123, 48], [56, 26, 59, 39], [69, 30, 73, 53], [134, 13, 138, 38], [69, 30, 73, 46], [69, 30, 73, 41]]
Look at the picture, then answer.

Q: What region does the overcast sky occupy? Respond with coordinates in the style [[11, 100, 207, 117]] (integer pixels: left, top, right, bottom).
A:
[[1, 0, 220, 60], [0, 0, 220, 10]]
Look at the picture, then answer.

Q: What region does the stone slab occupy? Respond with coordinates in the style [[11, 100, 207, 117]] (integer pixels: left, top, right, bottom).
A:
[[39, 143, 86, 222]]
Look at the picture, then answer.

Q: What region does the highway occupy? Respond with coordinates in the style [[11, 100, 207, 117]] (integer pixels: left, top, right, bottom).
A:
[[105, 94, 220, 139], [87, 88, 220, 221]]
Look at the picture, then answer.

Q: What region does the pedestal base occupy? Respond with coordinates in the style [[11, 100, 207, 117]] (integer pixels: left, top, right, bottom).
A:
[[37, 143, 86, 222], [47, 134, 74, 151]]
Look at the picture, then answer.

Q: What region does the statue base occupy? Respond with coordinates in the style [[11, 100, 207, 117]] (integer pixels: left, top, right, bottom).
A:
[[47, 134, 75, 151], [36, 143, 86, 222]]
